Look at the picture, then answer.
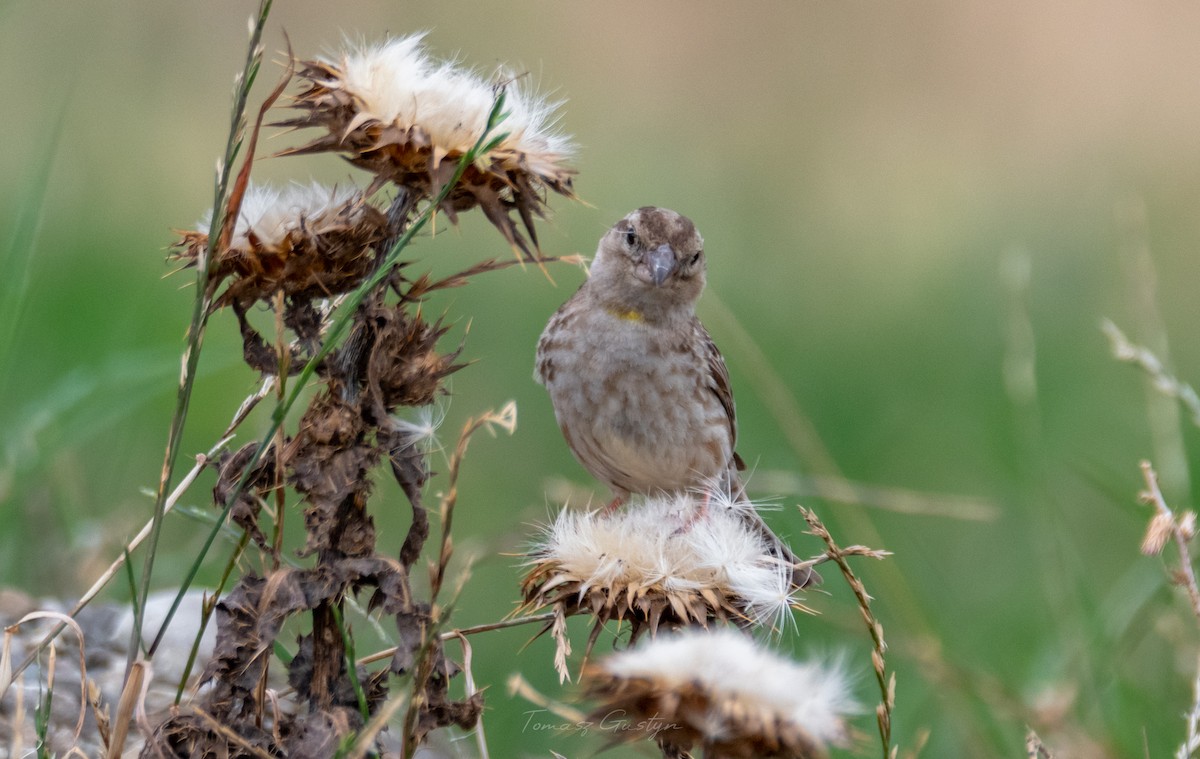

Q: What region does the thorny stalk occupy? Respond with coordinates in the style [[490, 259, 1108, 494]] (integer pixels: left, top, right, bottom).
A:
[[802, 507, 894, 759], [401, 404, 515, 757], [142, 86, 513, 666], [274, 90, 515, 429], [354, 612, 558, 667], [430, 404, 517, 602], [132, 0, 276, 674]]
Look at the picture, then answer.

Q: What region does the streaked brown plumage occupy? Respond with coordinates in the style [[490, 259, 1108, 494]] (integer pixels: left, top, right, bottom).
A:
[[535, 207, 815, 588]]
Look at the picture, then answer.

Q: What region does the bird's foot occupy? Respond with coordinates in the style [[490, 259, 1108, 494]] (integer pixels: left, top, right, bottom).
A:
[[672, 491, 712, 536], [600, 495, 626, 517]]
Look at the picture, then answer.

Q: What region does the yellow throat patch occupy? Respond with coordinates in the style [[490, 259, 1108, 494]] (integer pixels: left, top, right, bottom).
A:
[[607, 307, 644, 323]]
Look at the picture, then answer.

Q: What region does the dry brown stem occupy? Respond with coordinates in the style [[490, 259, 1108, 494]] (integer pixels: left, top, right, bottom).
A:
[[801, 507, 893, 759], [1025, 728, 1055, 758], [1104, 320, 1200, 428], [1139, 461, 1200, 622]]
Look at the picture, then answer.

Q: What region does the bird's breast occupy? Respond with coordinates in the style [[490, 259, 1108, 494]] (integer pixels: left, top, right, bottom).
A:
[[539, 307, 731, 494]]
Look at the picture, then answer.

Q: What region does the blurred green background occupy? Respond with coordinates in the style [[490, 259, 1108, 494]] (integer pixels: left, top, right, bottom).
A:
[[4, 1, 1200, 756]]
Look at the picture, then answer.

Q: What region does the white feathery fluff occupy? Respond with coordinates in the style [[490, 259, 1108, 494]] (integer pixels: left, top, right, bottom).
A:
[[530, 492, 797, 626], [326, 34, 574, 166], [600, 628, 858, 746], [197, 181, 365, 248]]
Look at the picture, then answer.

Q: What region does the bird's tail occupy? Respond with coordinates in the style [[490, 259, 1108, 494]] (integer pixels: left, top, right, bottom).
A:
[[726, 468, 820, 589], [739, 504, 821, 590]]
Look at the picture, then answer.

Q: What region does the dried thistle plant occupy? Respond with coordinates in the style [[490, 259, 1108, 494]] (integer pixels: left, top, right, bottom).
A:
[[583, 628, 858, 759], [278, 34, 576, 256], [140, 27, 580, 759], [521, 492, 810, 671]]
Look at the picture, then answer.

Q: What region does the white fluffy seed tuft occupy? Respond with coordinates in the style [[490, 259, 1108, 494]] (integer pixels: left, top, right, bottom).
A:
[[598, 628, 859, 748], [198, 181, 367, 249], [325, 34, 573, 166], [529, 492, 797, 626]]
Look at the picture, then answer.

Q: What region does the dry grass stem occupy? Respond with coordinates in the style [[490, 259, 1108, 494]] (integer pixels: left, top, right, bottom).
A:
[[1139, 461, 1200, 622], [550, 604, 571, 684], [352, 611, 558, 668], [1179, 653, 1200, 759], [188, 705, 280, 759], [3, 376, 274, 699], [505, 672, 590, 726], [4, 384, 270, 693], [2, 610, 88, 748], [1139, 461, 1200, 759], [132, 0, 280, 679], [801, 507, 893, 759], [1103, 319, 1200, 428], [753, 471, 999, 522], [430, 402, 518, 602], [105, 659, 144, 759], [447, 631, 490, 759], [1026, 728, 1055, 758], [342, 690, 409, 759]]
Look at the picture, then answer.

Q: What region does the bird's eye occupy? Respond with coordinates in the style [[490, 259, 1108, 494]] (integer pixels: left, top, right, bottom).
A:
[[624, 228, 638, 247], [689, 252, 702, 266]]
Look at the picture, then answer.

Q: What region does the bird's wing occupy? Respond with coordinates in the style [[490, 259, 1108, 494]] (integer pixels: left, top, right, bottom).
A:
[[694, 317, 742, 469]]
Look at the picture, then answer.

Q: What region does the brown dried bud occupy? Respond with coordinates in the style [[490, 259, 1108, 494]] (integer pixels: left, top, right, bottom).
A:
[[174, 183, 388, 308]]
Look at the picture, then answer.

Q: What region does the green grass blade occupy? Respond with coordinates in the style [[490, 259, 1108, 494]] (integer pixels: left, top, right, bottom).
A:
[[130, 0, 274, 673], [0, 93, 70, 381]]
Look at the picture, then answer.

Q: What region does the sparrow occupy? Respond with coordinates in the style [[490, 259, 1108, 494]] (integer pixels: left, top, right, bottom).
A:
[[535, 207, 815, 587]]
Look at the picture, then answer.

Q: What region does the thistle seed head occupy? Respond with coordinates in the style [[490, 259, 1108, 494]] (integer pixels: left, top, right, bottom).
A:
[[585, 628, 858, 759], [279, 35, 577, 256]]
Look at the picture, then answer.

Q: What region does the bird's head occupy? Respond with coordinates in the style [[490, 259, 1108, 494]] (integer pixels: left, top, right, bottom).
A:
[[589, 207, 706, 320]]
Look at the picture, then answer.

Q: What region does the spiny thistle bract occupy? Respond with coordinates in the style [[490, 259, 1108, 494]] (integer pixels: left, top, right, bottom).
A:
[[521, 492, 810, 653], [584, 628, 858, 759], [278, 34, 577, 256]]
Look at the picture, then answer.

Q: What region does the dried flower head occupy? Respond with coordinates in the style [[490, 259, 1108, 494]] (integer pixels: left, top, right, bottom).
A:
[[1142, 511, 1174, 556], [584, 628, 857, 759], [521, 493, 807, 650], [174, 182, 389, 307], [279, 34, 576, 256]]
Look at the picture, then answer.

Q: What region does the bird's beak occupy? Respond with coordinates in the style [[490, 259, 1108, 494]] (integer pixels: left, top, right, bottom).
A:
[[647, 244, 676, 287]]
